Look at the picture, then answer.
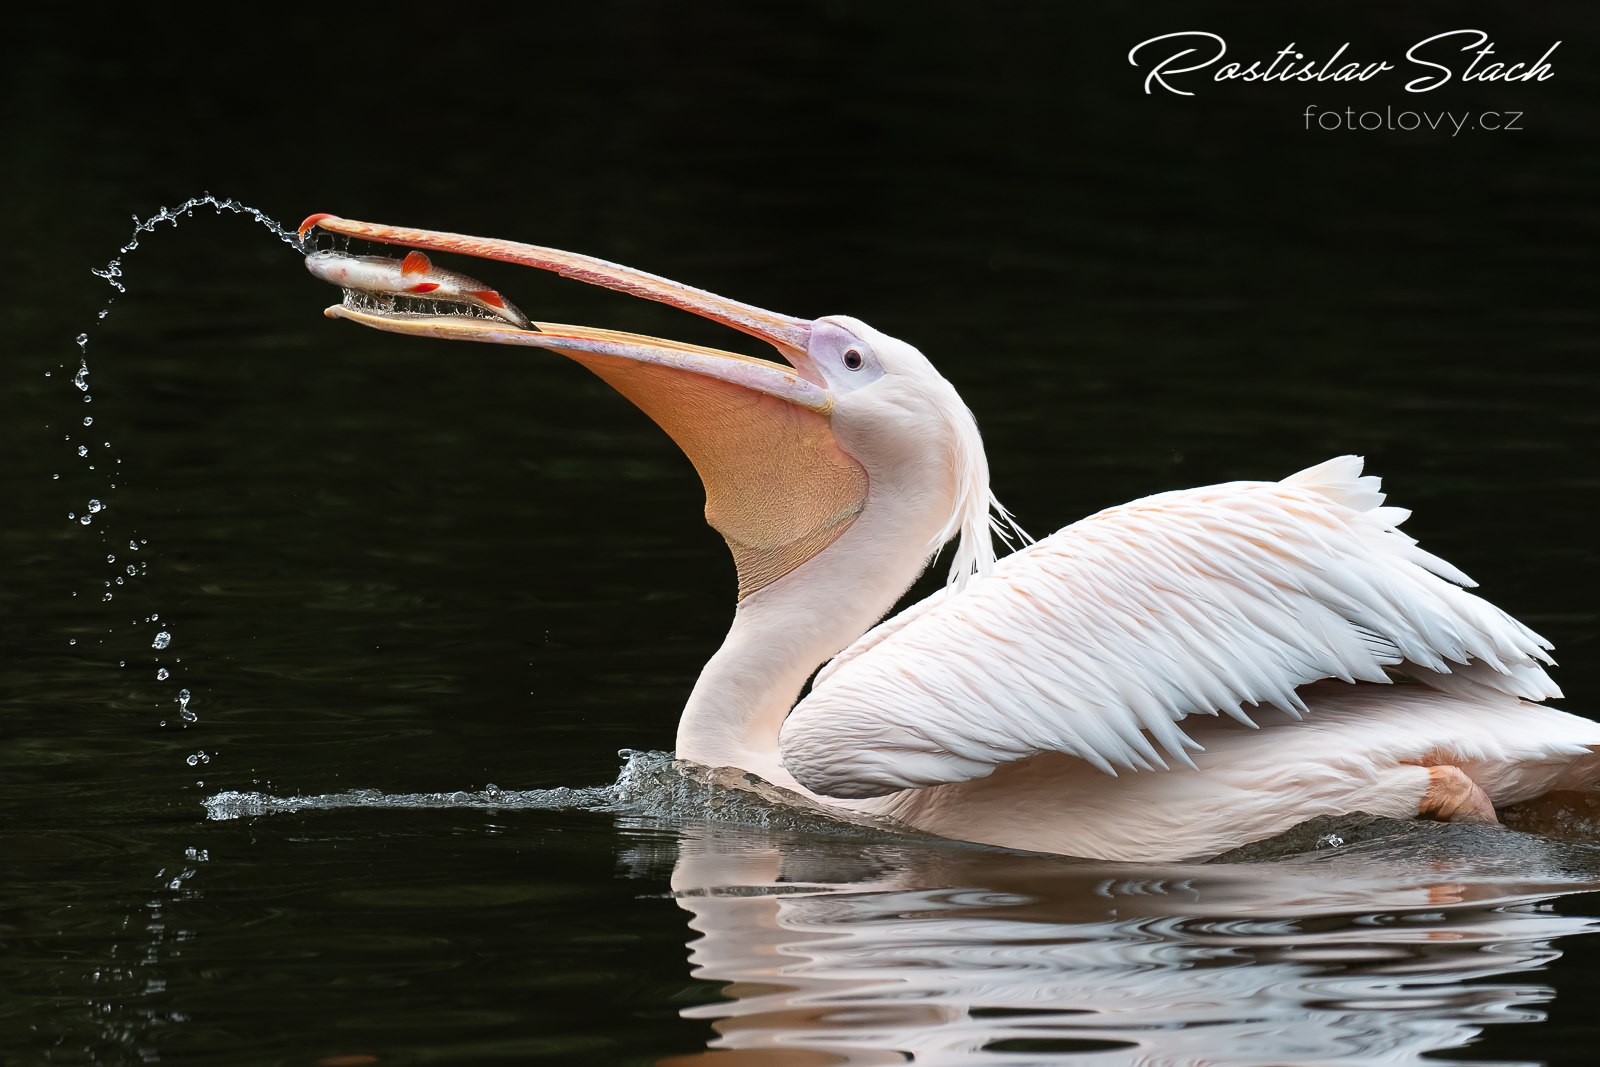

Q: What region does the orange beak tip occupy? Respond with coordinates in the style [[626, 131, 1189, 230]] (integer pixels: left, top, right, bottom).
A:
[[297, 213, 338, 240]]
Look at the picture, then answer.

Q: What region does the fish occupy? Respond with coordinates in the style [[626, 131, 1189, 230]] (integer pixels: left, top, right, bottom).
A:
[[303, 248, 532, 329]]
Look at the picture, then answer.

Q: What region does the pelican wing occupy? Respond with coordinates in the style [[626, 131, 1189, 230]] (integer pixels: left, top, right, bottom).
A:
[[780, 457, 1561, 799]]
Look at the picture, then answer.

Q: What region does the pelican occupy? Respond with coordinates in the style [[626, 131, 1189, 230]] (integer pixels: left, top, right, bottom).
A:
[[301, 215, 1600, 861]]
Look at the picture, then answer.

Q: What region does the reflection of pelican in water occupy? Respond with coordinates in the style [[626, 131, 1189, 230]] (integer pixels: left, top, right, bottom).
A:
[[302, 215, 1600, 861], [638, 820, 1600, 1066]]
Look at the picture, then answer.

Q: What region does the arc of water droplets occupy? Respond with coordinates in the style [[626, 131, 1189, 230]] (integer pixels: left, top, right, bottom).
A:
[[73, 192, 303, 426], [92, 192, 303, 296], [64, 194, 305, 777]]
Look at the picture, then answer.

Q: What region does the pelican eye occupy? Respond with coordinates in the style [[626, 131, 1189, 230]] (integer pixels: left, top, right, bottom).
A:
[[842, 348, 864, 370]]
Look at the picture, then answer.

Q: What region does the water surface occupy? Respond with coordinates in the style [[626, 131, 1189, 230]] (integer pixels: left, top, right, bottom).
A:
[[4, 4, 1599, 1064]]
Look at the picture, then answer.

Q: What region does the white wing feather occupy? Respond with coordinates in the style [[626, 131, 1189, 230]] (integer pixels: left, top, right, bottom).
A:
[[780, 457, 1560, 799]]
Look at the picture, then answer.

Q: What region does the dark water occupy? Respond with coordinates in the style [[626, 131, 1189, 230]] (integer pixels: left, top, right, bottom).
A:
[[5, 5, 1600, 1064]]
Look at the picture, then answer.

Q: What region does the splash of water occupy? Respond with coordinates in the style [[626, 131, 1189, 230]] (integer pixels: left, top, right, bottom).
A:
[[203, 783, 618, 821], [91, 193, 302, 297], [61, 194, 303, 784], [196, 752, 726, 822], [54, 200, 307, 1048], [203, 751, 932, 841]]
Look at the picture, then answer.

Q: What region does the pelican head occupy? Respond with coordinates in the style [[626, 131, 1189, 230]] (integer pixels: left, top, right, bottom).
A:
[[301, 217, 1014, 605]]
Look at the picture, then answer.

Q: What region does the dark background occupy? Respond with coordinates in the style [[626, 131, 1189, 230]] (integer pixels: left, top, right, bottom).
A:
[[3, 3, 1598, 1063]]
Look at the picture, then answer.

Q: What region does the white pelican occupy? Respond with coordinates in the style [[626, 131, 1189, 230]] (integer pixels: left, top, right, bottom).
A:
[[301, 215, 1600, 861]]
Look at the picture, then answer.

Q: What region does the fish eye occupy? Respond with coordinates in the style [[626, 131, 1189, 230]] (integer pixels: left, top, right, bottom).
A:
[[843, 348, 864, 370]]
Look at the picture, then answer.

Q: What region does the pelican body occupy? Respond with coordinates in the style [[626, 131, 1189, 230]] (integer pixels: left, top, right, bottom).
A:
[[301, 214, 1600, 861]]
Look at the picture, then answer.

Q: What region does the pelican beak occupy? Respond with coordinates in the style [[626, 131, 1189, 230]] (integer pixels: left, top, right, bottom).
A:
[[299, 214, 831, 408], [300, 215, 867, 599]]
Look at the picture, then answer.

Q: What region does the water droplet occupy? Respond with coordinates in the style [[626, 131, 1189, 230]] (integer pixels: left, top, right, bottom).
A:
[[87, 499, 104, 513], [84, 395, 92, 404], [129, 541, 140, 551], [77, 445, 88, 457], [152, 632, 172, 650], [115, 577, 124, 586], [107, 554, 116, 563], [51, 473, 60, 480], [83, 416, 93, 427], [178, 688, 191, 707], [73, 361, 89, 391], [68, 512, 76, 520], [118, 660, 126, 667], [79, 516, 92, 526], [180, 708, 197, 723], [102, 592, 113, 601], [69, 638, 77, 646], [156, 668, 170, 680], [126, 565, 136, 576]]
